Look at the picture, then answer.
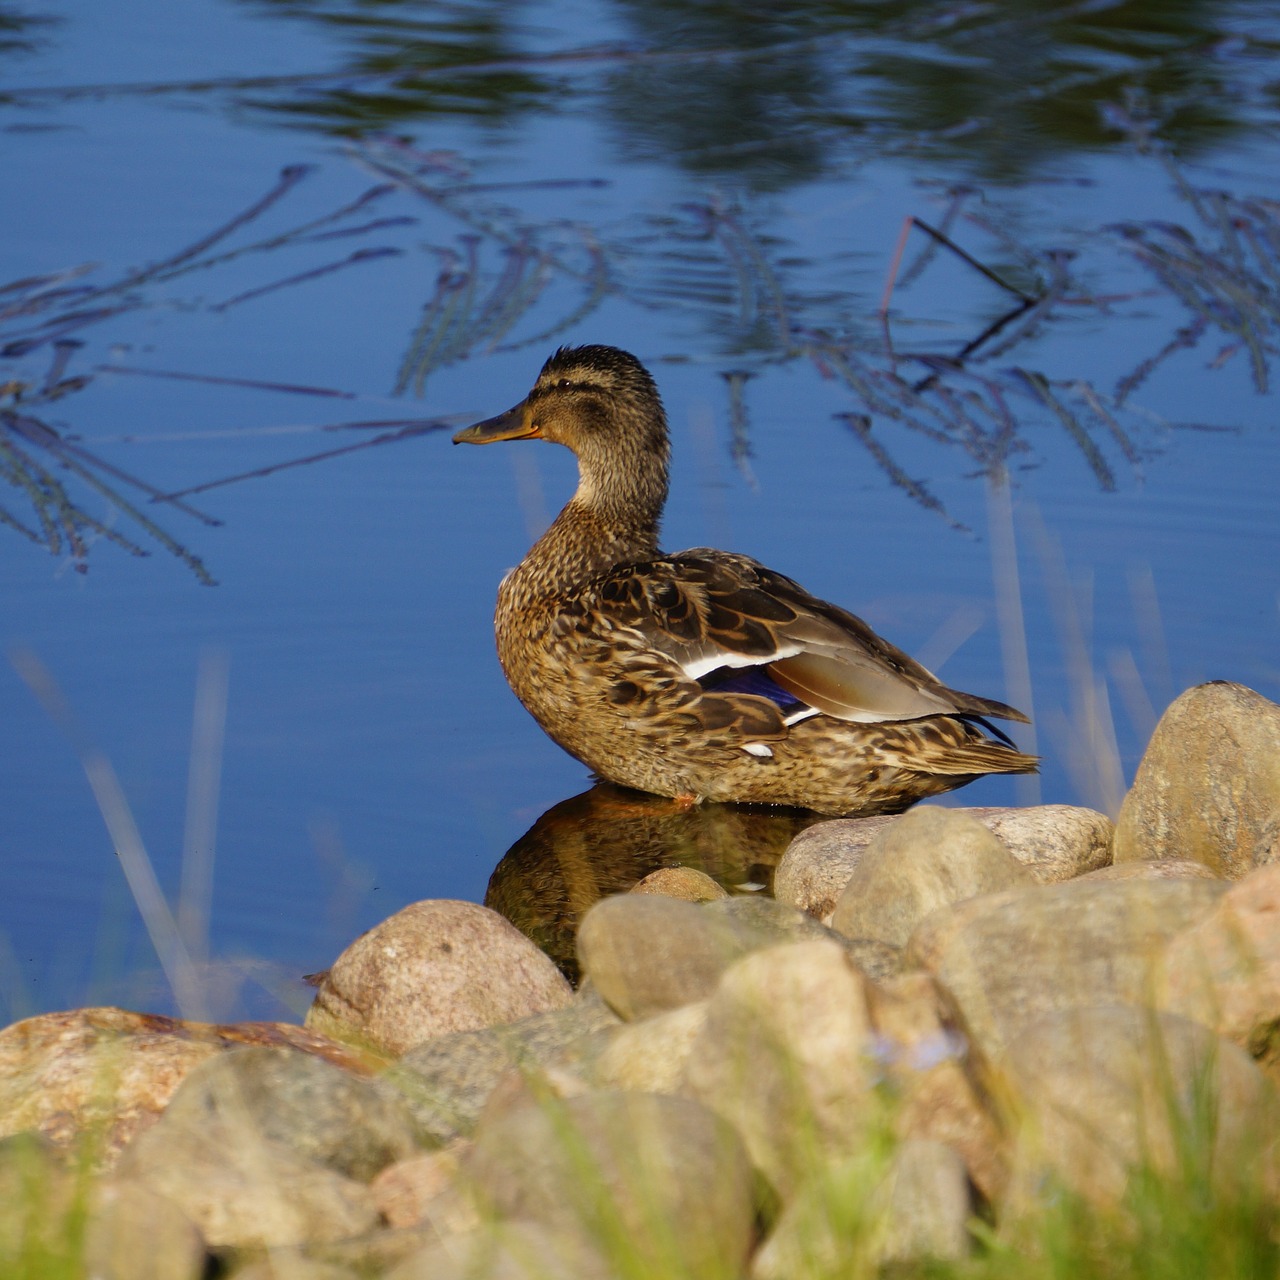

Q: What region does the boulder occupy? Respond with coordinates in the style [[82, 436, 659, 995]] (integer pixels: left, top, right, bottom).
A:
[[151, 1046, 419, 1181], [776, 805, 1113, 921], [306, 901, 572, 1056], [1157, 863, 1280, 1073], [1113, 682, 1280, 877], [752, 1138, 970, 1279], [681, 939, 876, 1196], [906, 878, 1228, 1058], [576, 893, 839, 1021], [386, 1220, 614, 1280], [393, 998, 619, 1143], [117, 1084, 378, 1249], [1079, 860, 1222, 884], [998, 1006, 1278, 1213], [865, 972, 1005, 1200], [0, 1006, 370, 1167], [830, 806, 1032, 948], [593, 1001, 709, 1093], [0, 1136, 206, 1280], [465, 1091, 754, 1278], [370, 1143, 477, 1234]]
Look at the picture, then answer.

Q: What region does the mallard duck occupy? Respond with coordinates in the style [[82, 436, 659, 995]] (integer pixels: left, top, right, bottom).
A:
[[454, 344, 1036, 816]]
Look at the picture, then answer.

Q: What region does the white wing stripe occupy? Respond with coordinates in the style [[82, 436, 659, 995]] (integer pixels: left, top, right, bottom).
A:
[[679, 644, 803, 681]]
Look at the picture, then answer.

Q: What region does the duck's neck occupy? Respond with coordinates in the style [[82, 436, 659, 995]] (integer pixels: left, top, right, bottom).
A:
[[505, 449, 667, 605]]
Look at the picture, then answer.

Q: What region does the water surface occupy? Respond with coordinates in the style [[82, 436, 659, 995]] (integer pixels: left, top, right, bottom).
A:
[[3, 0, 1278, 1021]]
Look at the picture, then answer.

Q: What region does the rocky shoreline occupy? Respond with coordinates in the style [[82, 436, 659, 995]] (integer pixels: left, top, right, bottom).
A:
[[2, 680, 1279, 1278]]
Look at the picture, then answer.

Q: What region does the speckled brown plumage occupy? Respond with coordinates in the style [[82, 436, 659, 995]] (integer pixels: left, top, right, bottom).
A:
[[454, 344, 1037, 816]]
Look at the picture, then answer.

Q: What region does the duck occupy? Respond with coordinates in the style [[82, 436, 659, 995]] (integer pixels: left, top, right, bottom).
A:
[[453, 344, 1037, 816]]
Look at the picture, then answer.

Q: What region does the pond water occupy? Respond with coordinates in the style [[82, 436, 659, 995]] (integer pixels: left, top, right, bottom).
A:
[[3, 0, 1278, 1023]]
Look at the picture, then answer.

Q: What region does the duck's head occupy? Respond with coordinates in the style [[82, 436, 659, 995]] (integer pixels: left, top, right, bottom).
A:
[[453, 346, 671, 506]]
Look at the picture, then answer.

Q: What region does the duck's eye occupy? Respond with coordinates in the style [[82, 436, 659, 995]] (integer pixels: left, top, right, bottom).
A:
[[556, 377, 573, 390]]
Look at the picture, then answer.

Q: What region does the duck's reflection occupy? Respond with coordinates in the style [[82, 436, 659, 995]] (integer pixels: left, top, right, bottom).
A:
[[484, 782, 825, 979]]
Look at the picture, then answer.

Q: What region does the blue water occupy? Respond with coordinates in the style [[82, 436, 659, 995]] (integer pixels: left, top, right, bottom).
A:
[[3, 0, 1278, 1022]]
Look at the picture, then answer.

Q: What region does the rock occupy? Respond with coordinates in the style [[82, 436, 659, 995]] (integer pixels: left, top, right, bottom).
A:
[[630, 866, 728, 901], [465, 1091, 754, 1278], [575, 894, 746, 1019], [394, 998, 620, 1143], [752, 1138, 970, 1280], [593, 1001, 709, 1093], [830, 806, 1033, 948], [963, 805, 1113, 883], [906, 878, 1228, 1059], [152, 1046, 419, 1181], [370, 1144, 477, 1233], [843, 939, 905, 981], [776, 805, 1113, 921], [306, 901, 573, 1056], [1157, 864, 1280, 1072], [681, 939, 876, 1196], [0, 1136, 206, 1280], [387, 1220, 614, 1280], [1113, 681, 1280, 877], [230, 1262, 357, 1280], [1079, 859, 1223, 883], [576, 892, 843, 1021], [0, 1007, 371, 1167], [118, 1087, 378, 1249], [704, 893, 848, 945], [296, 1224, 449, 1277], [865, 972, 1005, 1200], [773, 815, 899, 919], [998, 1006, 1278, 1213], [83, 1178, 206, 1280], [870, 1136, 971, 1264]]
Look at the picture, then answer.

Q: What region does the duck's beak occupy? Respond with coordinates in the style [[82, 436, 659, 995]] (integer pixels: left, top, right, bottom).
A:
[[452, 402, 541, 445]]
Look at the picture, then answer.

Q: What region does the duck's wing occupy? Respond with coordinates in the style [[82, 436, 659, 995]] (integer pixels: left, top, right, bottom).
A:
[[590, 549, 1029, 727]]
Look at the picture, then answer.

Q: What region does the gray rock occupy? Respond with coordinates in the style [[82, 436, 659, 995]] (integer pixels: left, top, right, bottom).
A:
[[998, 1006, 1279, 1214], [907, 878, 1229, 1059], [157, 1046, 419, 1182], [681, 939, 876, 1196], [593, 1002, 709, 1093], [772, 816, 899, 920], [703, 892, 853, 945], [1079, 859, 1223, 883], [0, 1007, 377, 1169], [864, 973, 1005, 1200], [387, 1220, 615, 1280], [465, 1091, 753, 1278], [1156, 863, 1280, 1071], [0, 1134, 207, 1280], [776, 805, 1113, 922], [230, 1262, 358, 1280], [118, 1098, 378, 1249], [576, 892, 845, 1021], [575, 895, 745, 1020], [830, 806, 1033, 948], [306, 900, 573, 1056], [370, 1144, 475, 1232], [964, 805, 1113, 882], [83, 1178, 206, 1280], [752, 1138, 970, 1280], [394, 999, 620, 1143], [1114, 681, 1280, 878]]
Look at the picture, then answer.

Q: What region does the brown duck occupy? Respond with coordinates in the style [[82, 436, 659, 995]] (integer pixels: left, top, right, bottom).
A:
[[454, 344, 1036, 815]]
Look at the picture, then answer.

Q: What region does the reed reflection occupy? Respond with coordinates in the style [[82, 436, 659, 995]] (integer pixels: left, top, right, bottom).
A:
[[484, 782, 824, 980]]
